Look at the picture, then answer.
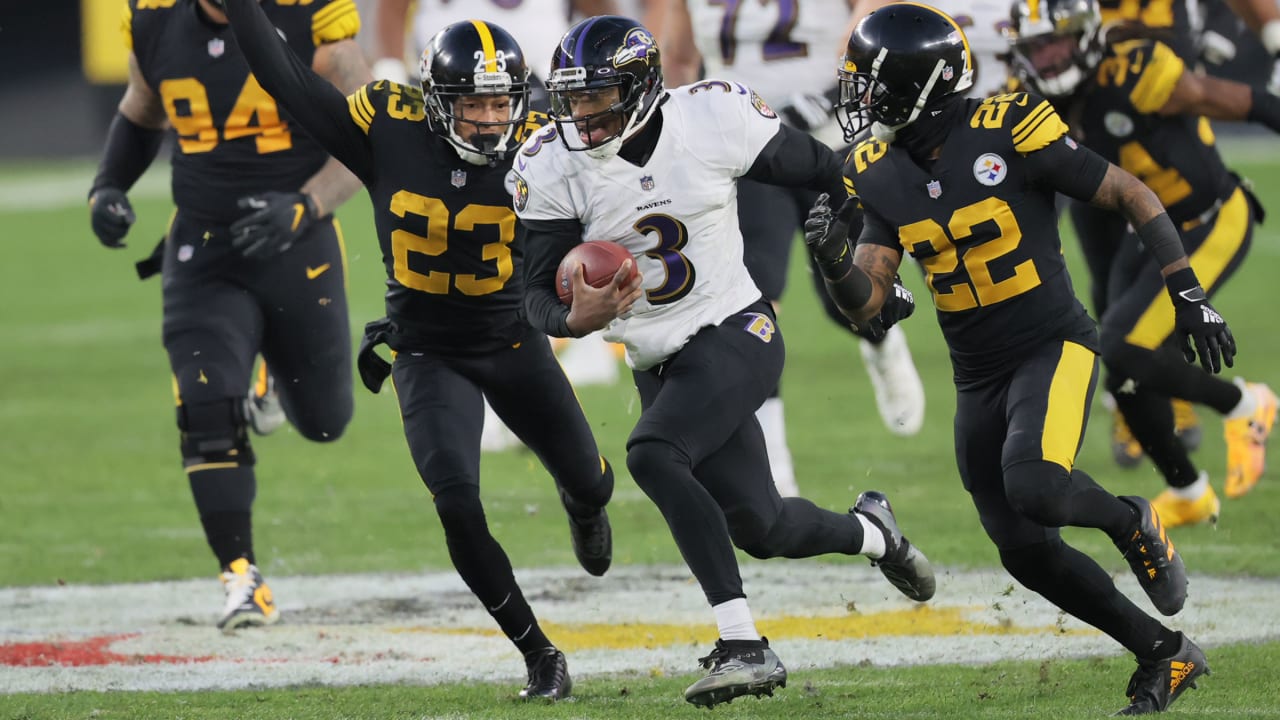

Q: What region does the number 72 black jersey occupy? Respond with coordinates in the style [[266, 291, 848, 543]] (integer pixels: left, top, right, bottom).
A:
[[847, 93, 1104, 384], [125, 0, 360, 222]]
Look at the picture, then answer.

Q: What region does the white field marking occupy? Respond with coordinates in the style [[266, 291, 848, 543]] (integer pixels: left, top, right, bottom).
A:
[[0, 165, 170, 212], [2, 563, 1277, 694]]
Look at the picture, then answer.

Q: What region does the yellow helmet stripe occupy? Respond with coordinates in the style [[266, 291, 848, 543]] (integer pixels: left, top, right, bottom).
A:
[[895, 2, 973, 76], [470, 19, 498, 73]]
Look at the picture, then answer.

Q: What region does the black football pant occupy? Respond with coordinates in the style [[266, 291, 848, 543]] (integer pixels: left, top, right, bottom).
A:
[[1098, 188, 1253, 488], [625, 300, 864, 607], [162, 210, 353, 570], [955, 339, 1170, 659], [390, 324, 611, 655]]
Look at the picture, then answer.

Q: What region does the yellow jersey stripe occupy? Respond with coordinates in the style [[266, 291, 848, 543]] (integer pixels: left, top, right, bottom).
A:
[[347, 87, 375, 133], [1012, 102, 1068, 153], [1129, 42, 1184, 114], [843, 176, 857, 197], [471, 19, 499, 72], [1125, 188, 1250, 349], [1041, 341, 1096, 471], [1011, 99, 1052, 143], [312, 0, 361, 44]]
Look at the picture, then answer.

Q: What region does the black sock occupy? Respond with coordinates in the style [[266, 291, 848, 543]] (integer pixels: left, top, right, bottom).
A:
[[200, 511, 254, 570]]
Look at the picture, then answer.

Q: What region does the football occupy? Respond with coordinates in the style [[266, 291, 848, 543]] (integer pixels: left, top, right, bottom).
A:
[[556, 240, 638, 306]]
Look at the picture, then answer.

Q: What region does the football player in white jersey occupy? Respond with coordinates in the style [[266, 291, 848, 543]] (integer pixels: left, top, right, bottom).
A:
[[515, 16, 935, 707], [662, 0, 928, 496]]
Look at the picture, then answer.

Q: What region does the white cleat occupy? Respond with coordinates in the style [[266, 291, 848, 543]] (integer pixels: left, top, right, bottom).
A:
[[557, 332, 621, 387], [859, 325, 925, 437]]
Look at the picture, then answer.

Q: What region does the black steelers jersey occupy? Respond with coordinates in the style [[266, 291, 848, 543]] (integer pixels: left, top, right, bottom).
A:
[[1098, 0, 1197, 60], [126, 0, 359, 223], [1064, 39, 1236, 226], [845, 93, 1101, 383]]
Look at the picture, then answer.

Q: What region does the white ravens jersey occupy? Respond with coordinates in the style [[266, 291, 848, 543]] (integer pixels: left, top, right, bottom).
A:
[[686, 0, 850, 106], [412, 0, 571, 80], [923, 0, 1013, 97], [515, 81, 781, 370]]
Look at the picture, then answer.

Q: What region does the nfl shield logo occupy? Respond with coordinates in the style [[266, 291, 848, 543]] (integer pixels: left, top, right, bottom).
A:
[[927, 180, 942, 199], [451, 169, 467, 188], [208, 38, 225, 58], [942, 65, 953, 81], [640, 175, 655, 191]]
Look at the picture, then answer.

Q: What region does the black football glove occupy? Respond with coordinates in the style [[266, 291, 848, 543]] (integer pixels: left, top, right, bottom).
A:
[[1167, 267, 1235, 374], [89, 187, 135, 248], [858, 275, 915, 342], [230, 192, 318, 259], [803, 192, 858, 267]]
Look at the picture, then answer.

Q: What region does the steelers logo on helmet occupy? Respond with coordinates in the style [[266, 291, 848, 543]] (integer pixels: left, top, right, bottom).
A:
[[420, 20, 531, 166], [547, 16, 665, 160]]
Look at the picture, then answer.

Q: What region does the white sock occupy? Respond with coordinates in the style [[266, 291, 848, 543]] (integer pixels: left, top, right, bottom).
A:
[[755, 398, 799, 496], [1227, 378, 1257, 420], [713, 598, 760, 641], [855, 513, 886, 559], [1171, 471, 1210, 501]]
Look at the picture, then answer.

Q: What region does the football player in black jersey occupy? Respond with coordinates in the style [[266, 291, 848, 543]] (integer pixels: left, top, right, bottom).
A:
[[87, 0, 369, 632], [806, 4, 1233, 714], [1009, 0, 1279, 526], [222, 0, 615, 700]]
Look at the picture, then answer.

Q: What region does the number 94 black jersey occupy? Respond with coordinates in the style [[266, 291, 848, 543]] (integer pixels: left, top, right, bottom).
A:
[[847, 92, 1104, 384], [126, 0, 360, 223]]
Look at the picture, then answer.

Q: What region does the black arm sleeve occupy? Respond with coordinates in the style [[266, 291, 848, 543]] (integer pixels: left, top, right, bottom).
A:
[[90, 112, 163, 196], [523, 218, 583, 338], [222, 0, 373, 181], [743, 124, 847, 200], [1021, 135, 1112, 203]]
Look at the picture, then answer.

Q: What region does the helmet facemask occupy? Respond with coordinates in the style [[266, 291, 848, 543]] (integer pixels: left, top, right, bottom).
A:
[[1008, 0, 1103, 98], [837, 49, 971, 143]]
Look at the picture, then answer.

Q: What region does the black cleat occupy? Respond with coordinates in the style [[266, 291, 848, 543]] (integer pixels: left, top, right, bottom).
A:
[[684, 637, 787, 707], [853, 491, 936, 602], [562, 491, 612, 577], [1114, 633, 1209, 715], [1116, 496, 1187, 616], [519, 647, 572, 701]]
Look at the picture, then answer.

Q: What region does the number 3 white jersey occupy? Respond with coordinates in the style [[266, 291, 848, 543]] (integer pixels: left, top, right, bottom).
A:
[[515, 82, 781, 370], [412, 0, 571, 80], [686, 0, 850, 105]]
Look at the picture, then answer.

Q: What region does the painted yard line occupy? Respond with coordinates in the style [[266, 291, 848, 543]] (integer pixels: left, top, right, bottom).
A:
[[2, 564, 1275, 694]]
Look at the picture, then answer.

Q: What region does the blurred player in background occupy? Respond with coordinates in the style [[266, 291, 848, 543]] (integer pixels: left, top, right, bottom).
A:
[[662, 0, 928, 496], [223, 0, 617, 699], [87, 0, 369, 631], [1008, 0, 1278, 525]]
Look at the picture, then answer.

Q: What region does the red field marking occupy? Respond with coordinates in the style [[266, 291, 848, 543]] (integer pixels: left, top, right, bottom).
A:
[[0, 634, 215, 667]]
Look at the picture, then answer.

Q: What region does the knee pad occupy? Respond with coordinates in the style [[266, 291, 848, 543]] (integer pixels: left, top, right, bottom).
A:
[[1003, 460, 1073, 528], [177, 398, 254, 469], [432, 484, 487, 539]]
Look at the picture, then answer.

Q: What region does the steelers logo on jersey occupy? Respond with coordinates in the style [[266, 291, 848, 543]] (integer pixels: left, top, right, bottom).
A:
[[972, 153, 1007, 186]]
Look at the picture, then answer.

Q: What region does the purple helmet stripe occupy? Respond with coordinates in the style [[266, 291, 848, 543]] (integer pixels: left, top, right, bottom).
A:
[[564, 16, 601, 69]]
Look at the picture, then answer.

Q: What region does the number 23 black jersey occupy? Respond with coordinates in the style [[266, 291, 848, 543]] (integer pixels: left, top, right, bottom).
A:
[[847, 93, 1103, 383], [125, 0, 360, 223]]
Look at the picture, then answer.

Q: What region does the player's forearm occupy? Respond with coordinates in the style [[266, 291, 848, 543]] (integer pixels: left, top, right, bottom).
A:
[[659, 0, 700, 87], [91, 112, 164, 196], [522, 220, 581, 338], [315, 39, 373, 95], [300, 158, 362, 218], [744, 125, 846, 198], [374, 0, 412, 60]]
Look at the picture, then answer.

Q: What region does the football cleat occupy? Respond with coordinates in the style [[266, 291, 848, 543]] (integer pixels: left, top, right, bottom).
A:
[[1110, 405, 1144, 469], [684, 637, 787, 707], [1150, 480, 1219, 529], [1172, 398, 1203, 452], [1115, 497, 1187, 616], [1223, 380, 1277, 499], [562, 491, 612, 577], [217, 558, 279, 632], [853, 491, 936, 602], [519, 647, 572, 701], [246, 365, 286, 436], [1114, 633, 1209, 716], [859, 326, 925, 437]]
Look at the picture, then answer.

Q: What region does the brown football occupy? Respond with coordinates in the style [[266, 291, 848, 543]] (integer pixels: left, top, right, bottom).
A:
[[556, 240, 638, 306]]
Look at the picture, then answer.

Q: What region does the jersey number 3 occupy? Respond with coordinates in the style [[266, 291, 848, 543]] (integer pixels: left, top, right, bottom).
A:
[[159, 75, 291, 155]]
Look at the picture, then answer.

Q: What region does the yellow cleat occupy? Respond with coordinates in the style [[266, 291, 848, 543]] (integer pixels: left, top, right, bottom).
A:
[[1224, 381, 1278, 499], [1150, 486, 1220, 528], [1112, 408, 1144, 469], [1172, 398, 1203, 452]]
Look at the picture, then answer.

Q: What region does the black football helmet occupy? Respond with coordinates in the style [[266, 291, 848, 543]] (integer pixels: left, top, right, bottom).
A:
[[546, 16, 664, 158], [419, 20, 530, 165], [1007, 0, 1103, 98], [837, 3, 974, 142]]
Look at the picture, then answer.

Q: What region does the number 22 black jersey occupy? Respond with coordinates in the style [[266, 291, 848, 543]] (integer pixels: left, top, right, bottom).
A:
[[125, 0, 360, 223], [846, 93, 1103, 384]]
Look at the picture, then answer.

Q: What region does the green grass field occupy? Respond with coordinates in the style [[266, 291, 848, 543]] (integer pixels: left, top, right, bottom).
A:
[[2, 143, 1279, 718]]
